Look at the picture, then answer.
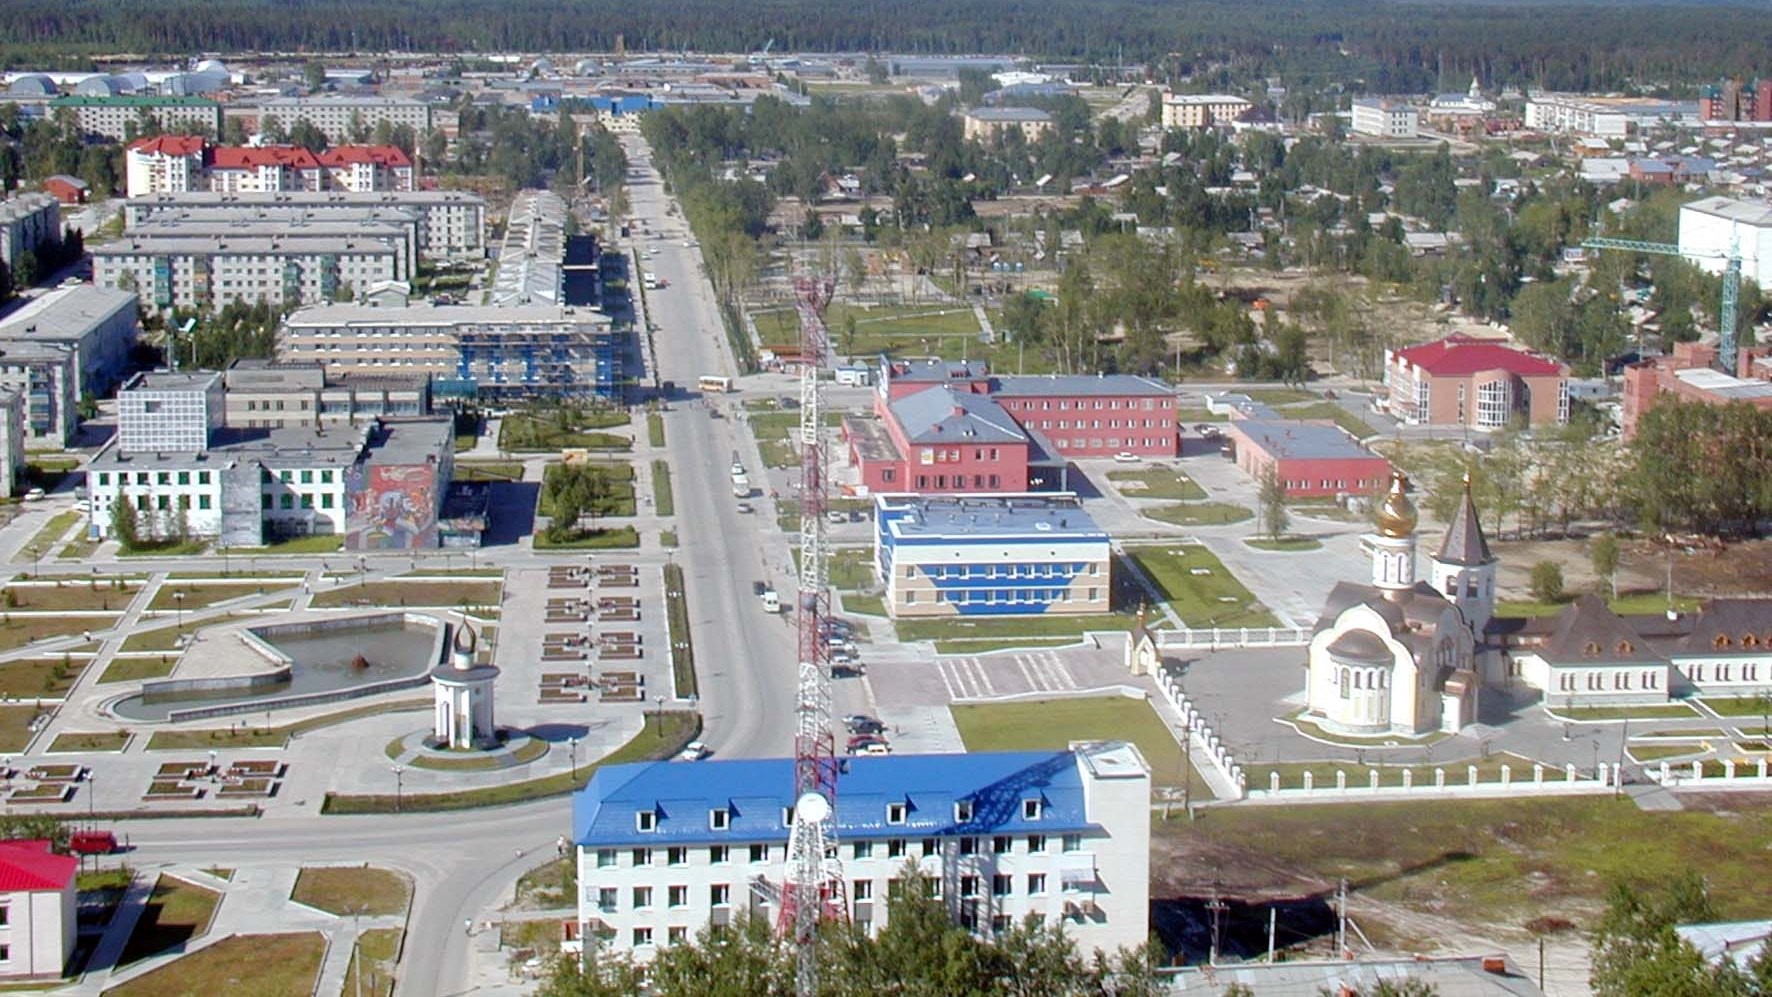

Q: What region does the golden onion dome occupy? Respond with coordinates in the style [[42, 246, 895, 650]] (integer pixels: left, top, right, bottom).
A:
[[1376, 470, 1418, 538]]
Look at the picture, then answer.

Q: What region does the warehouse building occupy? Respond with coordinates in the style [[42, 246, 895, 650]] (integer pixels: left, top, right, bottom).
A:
[[1223, 417, 1392, 499]]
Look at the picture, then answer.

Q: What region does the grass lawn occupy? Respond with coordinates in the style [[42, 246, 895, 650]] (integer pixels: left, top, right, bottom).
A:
[[455, 461, 524, 483], [1497, 593, 1702, 619], [1547, 702, 1699, 721], [145, 699, 429, 750], [537, 461, 636, 519], [757, 303, 981, 351], [652, 460, 674, 517], [1126, 545, 1278, 628], [1143, 502, 1253, 527], [1243, 388, 1319, 405], [323, 712, 700, 814], [310, 581, 501, 609], [20, 509, 81, 559], [1629, 743, 1706, 763], [829, 548, 873, 592], [647, 411, 666, 449], [118, 614, 250, 654], [533, 526, 641, 550], [1154, 795, 1772, 933], [0, 614, 118, 652], [48, 731, 130, 753], [0, 657, 86, 698], [106, 932, 325, 997], [291, 866, 411, 916], [1, 582, 138, 611], [411, 737, 548, 770], [1175, 407, 1228, 424], [58, 534, 101, 561], [1702, 697, 1772, 718], [1105, 467, 1207, 501], [664, 563, 697, 698], [116, 875, 223, 966], [933, 637, 1082, 654], [99, 657, 176, 684], [118, 540, 210, 558], [0, 706, 37, 752], [1277, 401, 1377, 440], [247, 534, 343, 554], [840, 594, 886, 617], [661, 530, 678, 548], [1243, 537, 1324, 552], [347, 928, 403, 997], [149, 583, 290, 612], [895, 612, 1150, 643], [951, 697, 1205, 790], [498, 413, 631, 451]]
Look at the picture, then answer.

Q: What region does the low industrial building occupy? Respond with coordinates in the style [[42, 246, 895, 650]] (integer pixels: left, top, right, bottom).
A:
[[1223, 417, 1391, 499], [1383, 334, 1570, 430], [93, 233, 406, 312], [0, 839, 76, 980], [123, 191, 487, 261], [492, 190, 568, 308], [1679, 196, 1772, 292], [1523, 94, 1698, 138], [571, 744, 1150, 961], [960, 107, 1054, 143], [1351, 98, 1420, 139], [873, 493, 1110, 618], [0, 285, 140, 399], [278, 301, 620, 402], [0, 193, 60, 273], [222, 361, 430, 429], [1620, 342, 1772, 440]]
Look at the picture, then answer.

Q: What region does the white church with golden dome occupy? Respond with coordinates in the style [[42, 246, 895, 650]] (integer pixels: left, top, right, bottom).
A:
[[1304, 470, 1495, 737]]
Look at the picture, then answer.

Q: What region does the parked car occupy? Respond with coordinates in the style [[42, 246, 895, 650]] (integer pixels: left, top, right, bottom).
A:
[[23, 488, 44, 501], [736, 502, 754, 514], [1113, 452, 1140, 464], [826, 510, 848, 525], [856, 742, 891, 756], [819, 620, 855, 638], [844, 715, 884, 735], [678, 741, 710, 761]]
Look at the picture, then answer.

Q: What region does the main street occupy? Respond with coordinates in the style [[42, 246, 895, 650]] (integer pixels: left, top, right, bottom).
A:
[[16, 133, 805, 997]]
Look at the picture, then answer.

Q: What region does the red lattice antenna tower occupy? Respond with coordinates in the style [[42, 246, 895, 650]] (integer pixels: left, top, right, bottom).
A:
[[778, 272, 845, 996]]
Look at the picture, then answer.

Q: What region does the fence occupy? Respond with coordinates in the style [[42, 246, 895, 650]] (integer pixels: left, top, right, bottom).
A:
[[1151, 665, 1247, 799], [1648, 757, 1772, 789], [1242, 760, 1617, 803], [1157, 627, 1310, 650]]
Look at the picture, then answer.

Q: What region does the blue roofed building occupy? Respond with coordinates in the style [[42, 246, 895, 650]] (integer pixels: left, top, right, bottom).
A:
[[873, 492, 1110, 617], [571, 743, 1150, 959]]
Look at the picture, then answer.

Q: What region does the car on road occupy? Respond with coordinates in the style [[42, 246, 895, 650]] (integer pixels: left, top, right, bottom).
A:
[[820, 619, 855, 636], [845, 734, 889, 753], [735, 501, 754, 514], [825, 510, 847, 525], [1113, 452, 1141, 463], [844, 714, 883, 734], [23, 488, 44, 501], [678, 741, 710, 761], [853, 742, 891, 756]]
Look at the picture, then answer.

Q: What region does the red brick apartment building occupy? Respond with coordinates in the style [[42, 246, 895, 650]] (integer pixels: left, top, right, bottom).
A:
[[1621, 342, 1772, 440], [1383, 334, 1570, 430], [845, 360, 1179, 495]]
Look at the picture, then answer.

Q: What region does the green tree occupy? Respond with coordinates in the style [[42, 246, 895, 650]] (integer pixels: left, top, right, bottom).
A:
[[288, 119, 328, 153], [1258, 465, 1289, 542], [259, 114, 288, 144], [111, 495, 140, 550], [649, 915, 791, 996], [1589, 874, 1740, 997], [1591, 533, 1620, 600], [11, 249, 38, 288], [303, 60, 328, 92], [533, 942, 647, 997], [1529, 560, 1564, 605]]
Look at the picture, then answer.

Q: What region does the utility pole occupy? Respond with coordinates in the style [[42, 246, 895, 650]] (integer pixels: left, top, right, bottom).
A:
[[1206, 882, 1227, 966], [1538, 935, 1546, 991], [1267, 906, 1277, 962], [1336, 878, 1349, 959], [1615, 717, 1628, 799]]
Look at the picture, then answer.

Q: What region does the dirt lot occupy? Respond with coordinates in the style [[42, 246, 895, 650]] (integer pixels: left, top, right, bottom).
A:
[[1492, 536, 1772, 603]]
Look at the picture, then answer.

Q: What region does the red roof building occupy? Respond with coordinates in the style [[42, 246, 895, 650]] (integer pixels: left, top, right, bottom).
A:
[[40, 175, 89, 205], [1384, 334, 1570, 430], [124, 139, 417, 196], [0, 839, 76, 979]]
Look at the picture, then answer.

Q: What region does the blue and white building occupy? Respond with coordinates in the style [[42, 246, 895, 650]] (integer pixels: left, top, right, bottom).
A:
[[570, 744, 1150, 960], [873, 493, 1110, 618]]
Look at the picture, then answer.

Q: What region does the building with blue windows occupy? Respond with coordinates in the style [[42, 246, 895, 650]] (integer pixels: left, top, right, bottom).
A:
[[873, 493, 1110, 618], [570, 743, 1150, 961]]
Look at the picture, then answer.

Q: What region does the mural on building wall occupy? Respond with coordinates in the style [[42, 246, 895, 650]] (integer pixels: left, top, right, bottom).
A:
[[347, 463, 438, 550]]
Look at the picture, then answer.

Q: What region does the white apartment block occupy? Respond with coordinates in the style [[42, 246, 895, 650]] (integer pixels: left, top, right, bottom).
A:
[[0, 194, 61, 272], [124, 191, 486, 260], [1679, 196, 1772, 292], [0, 342, 77, 446], [0, 285, 140, 398], [0, 391, 24, 498], [49, 96, 222, 142], [1522, 94, 1696, 139], [93, 234, 405, 313], [128, 219, 415, 279], [127, 141, 416, 197], [1351, 98, 1420, 139], [255, 97, 432, 143], [1161, 93, 1251, 129], [125, 136, 207, 196], [571, 744, 1150, 962]]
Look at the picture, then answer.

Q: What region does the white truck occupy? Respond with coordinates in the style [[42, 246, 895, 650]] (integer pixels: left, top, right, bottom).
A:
[[731, 472, 750, 499]]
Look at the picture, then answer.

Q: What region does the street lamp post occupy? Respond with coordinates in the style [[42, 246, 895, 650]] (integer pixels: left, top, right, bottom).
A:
[[87, 771, 96, 818], [568, 737, 579, 780], [173, 590, 185, 632], [392, 765, 404, 812], [207, 750, 217, 778], [653, 695, 665, 733]]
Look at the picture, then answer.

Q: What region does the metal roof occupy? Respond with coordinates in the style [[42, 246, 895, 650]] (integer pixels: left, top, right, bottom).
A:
[[889, 386, 1025, 445], [992, 373, 1172, 397], [876, 492, 1105, 541], [1229, 419, 1378, 461]]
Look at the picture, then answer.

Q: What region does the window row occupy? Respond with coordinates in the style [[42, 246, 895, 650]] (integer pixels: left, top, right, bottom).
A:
[[595, 831, 1083, 869]]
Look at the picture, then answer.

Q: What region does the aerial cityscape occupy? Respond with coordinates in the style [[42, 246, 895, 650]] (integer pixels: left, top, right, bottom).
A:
[[0, 2, 1766, 993]]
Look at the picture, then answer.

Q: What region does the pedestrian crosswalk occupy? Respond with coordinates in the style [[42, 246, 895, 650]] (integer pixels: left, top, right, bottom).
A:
[[937, 651, 1079, 701]]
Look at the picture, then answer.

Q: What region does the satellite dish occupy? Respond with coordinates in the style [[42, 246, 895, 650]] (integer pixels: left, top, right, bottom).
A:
[[794, 792, 830, 824]]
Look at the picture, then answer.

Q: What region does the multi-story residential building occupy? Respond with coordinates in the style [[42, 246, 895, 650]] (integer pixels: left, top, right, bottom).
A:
[[254, 97, 432, 143], [0, 193, 61, 272], [126, 217, 415, 279], [87, 409, 456, 549], [1223, 417, 1392, 499], [93, 233, 405, 313], [1383, 334, 1570, 430], [1679, 196, 1772, 292], [116, 371, 223, 453], [221, 360, 430, 429], [278, 301, 620, 402], [571, 744, 1150, 960], [0, 341, 78, 446], [0, 285, 140, 398], [0, 839, 76, 980], [123, 191, 486, 260], [1351, 98, 1420, 139], [1160, 93, 1251, 129], [492, 190, 568, 308], [315, 146, 415, 192], [960, 107, 1054, 143], [847, 360, 1178, 496], [48, 95, 221, 141], [1619, 342, 1772, 440], [0, 391, 24, 498], [207, 145, 325, 193], [124, 135, 207, 195], [1523, 94, 1698, 138], [873, 493, 1110, 618]]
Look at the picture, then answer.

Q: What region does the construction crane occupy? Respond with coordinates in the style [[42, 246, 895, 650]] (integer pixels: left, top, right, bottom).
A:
[[1582, 235, 1743, 374], [777, 273, 845, 997]]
